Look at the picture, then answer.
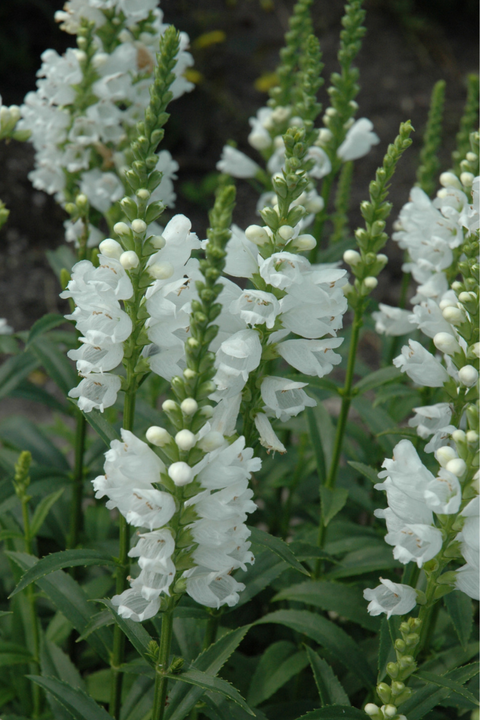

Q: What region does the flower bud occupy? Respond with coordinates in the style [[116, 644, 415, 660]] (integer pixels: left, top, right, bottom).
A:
[[150, 234, 166, 249], [136, 188, 151, 200], [439, 297, 457, 310], [442, 306, 465, 325], [114, 221, 131, 238], [245, 225, 270, 246], [386, 662, 399, 679], [344, 249, 361, 265], [452, 429, 466, 444], [364, 704, 381, 719], [460, 171, 474, 187], [316, 128, 333, 144], [466, 430, 478, 444], [148, 261, 174, 279], [384, 704, 398, 718], [168, 461, 194, 486], [305, 195, 324, 213], [248, 130, 271, 151], [458, 365, 478, 387], [120, 251, 139, 270], [292, 233, 316, 251], [99, 238, 123, 259], [377, 253, 388, 265], [391, 681, 405, 696], [433, 332, 461, 356], [198, 431, 224, 452], [439, 172, 462, 189], [162, 399, 178, 413], [445, 458, 467, 477], [146, 426, 171, 447], [376, 682, 391, 704], [131, 219, 147, 235], [364, 276, 378, 290], [471, 343, 480, 359], [175, 429, 196, 451], [184, 368, 197, 380], [76, 193, 89, 210], [435, 445, 457, 467], [180, 398, 198, 416], [278, 225, 294, 241], [200, 405, 214, 418]]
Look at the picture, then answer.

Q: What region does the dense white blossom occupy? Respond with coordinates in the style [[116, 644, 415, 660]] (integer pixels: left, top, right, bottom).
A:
[[337, 118, 380, 161], [393, 340, 449, 387], [364, 578, 417, 618]]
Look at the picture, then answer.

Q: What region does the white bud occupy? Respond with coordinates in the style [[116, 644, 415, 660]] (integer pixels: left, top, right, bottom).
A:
[[439, 297, 457, 310], [364, 276, 378, 290], [436, 188, 448, 199], [445, 458, 467, 477], [73, 49, 87, 63], [442, 306, 465, 325], [198, 431, 224, 452], [316, 128, 333, 145], [466, 430, 478, 444], [343, 249, 361, 265], [273, 135, 284, 149], [377, 253, 388, 265], [248, 130, 271, 151], [114, 221, 131, 237], [435, 446, 457, 467], [131, 219, 147, 235], [175, 429, 196, 451], [466, 151, 478, 162], [120, 251, 139, 270], [290, 116, 304, 127], [148, 261, 174, 280], [278, 225, 294, 241], [184, 368, 196, 380], [99, 238, 123, 259], [76, 193, 88, 209], [458, 365, 478, 387], [149, 234, 166, 249], [460, 171, 474, 187], [162, 399, 178, 413], [459, 291, 476, 304], [136, 188, 150, 200], [433, 332, 461, 356], [146, 426, 171, 447], [384, 706, 398, 719], [292, 234, 316, 251], [200, 404, 214, 418], [364, 705, 381, 719], [92, 52, 109, 68], [452, 429, 466, 444], [439, 172, 462, 189], [451, 281, 463, 292], [325, 107, 337, 117], [271, 106, 290, 123], [343, 117, 355, 130], [245, 225, 270, 246], [180, 398, 198, 415], [471, 342, 480, 358], [304, 195, 324, 213], [168, 461, 194, 487]]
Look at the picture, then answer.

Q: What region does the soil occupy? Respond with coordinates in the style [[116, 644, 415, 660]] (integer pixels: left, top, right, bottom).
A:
[[0, 0, 478, 332]]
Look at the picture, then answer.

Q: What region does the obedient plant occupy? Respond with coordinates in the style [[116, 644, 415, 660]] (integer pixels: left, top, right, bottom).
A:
[[0, 1, 478, 720]]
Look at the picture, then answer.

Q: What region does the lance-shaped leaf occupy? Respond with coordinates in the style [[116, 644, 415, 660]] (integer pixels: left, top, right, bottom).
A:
[[165, 668, 254, 716], [30, 488, 65, 537], [81, 406, 121, 447], [0, 350, 39, 400], [26, 314, 68, 347], [305, 645, 350, 707], [400, 662, 479, 719], [444, 590, 473, 651], [100, 599, 153, 663], [348, 461, 378, 484], [353, 366, 402, 394], [319, 486, 349, 527], [0, 641, 34, 666], [248, 526, 310, 576], [10, 549, 118, 596], [248, 642, 308, 707], [28, 676, 114, 720], [294, 708, 368, 719]]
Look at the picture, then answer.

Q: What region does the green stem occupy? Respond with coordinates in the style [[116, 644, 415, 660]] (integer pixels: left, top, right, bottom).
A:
[[310, 171, 336, 259], [22, 499, 41, 718], [67, 411, 87, 550], [109, 388, 136, 718], [314, 302, 364, 574], [152, 608, 175, 720], [203, 613, 220, 651]]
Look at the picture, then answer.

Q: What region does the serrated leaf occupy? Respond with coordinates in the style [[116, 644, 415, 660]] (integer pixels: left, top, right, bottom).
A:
[[248, 527, 309, 577], [444, 590, 473, 651], [9, 379, 69, 414], [347, 461, 379, 484], [203, 693, 269, 720], [377, 617, 397, 682], [26, 314, 67, 347], [10, 549, 118, 596], [305, 645, 350, 707], [81, 406, 121, 446], [30, 488, 65, 537], [354, 366, 402, 393], [77, 610, 114, 641], [414, 670, 479, 705], [294, 707, 366, 719], [0, 350, 39, 400], [40, 636, 86, 720], [0, 640, 33, 666], [166, 669, 254, 716], [320, 486, 349, 527], [99, 599, 153, 662], [327, 543, 400, 579], [248, 642, 308, 707], [28, 675, 113, 720], [7, 552, 111, 663], [165, 625, 251, 720], [352, 398, 396, 453], [288, 542, 335, 563], [272, 581, 380, 632], [232, 553, 287, 610], [400, 662, 480, 719], [0, 416, 70, 471], [255, 610, 375, 688], [30, 335, 77, 395]]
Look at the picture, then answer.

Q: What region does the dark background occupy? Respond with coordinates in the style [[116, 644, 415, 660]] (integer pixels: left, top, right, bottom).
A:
[[0, 0, 478, 331]]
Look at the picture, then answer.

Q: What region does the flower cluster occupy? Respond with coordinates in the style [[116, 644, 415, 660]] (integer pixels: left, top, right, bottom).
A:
[[18, 0, 193, 247]]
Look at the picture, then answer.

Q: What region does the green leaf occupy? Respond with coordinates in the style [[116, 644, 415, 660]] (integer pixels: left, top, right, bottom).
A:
[[0, 416, 70, 471], [165, 625, 251, 720], [444, 590, 473, 651], [0, 641, 33, 666], [354, 366, 402, 394], [347, 461, 378, 484], [0, 350, 39, 400], [307, 407, 326, 483], [28, 676, 113, 720], [248, 527, 310, 577], [233, 553, 287, 609], [46, 245, 76, 278], [319, 486, 349, 527], [272, 581, 380, 632], [327, 544, 400, 579], [81, 406, 121, 447], [7, 552, 112, 663], [401, 663, 480, 719], [26, 314, 67, 347], [307, 398, 336, 473], [30, 488, 65, 537], [305, 645, 350, 707], [377, 617, 397, 682], [40, 637, 86, 720], [352, 398, 396, 453], [10, 549, 118, 596], [414, 670, 479, 705], [100, 599, 153, 662], [9, 379, 69, 414], [288, 542, 335, 563], [203, 693, 268, 720], [247, 642, 308, 707], [255, 610, 375, 688], [30, 336, 77, 396], [317, 235, 354, 263], [291, 703, 362, 720], [77, 610, 114, 641], [165, 668, 254, 716]]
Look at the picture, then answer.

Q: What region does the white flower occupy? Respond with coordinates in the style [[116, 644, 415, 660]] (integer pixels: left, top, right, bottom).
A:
[[0, 319, 13, 335], [183, 567, 246, 609], [80, 169, 124, 214], [409, 299, 453, 339], [111, 588, 160, 622], [217, 146, 261, 178], [254, 413, 286, 454], [305, 145, 332, 179], [337, 118, 380, 161], [372, 304, 412, 336], [224, 225, 260, 279], [424, 468, 461, 515], [260, 376, 316, 421], [67, 339, 124, 374], [68, 372, 121, 412], [387, 523, 443, 567], [393, 340, 449, 387], [213, 329, 262, 398], [258, 252, 310, 290], [364, 578, 417, 618], [408, 403, 455, 453], [276, 337, 343, 377], [230, 290, 280, 329]]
